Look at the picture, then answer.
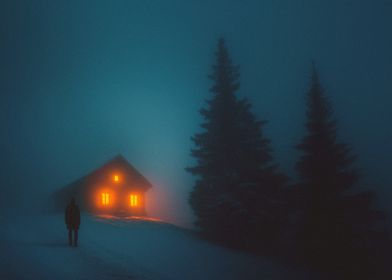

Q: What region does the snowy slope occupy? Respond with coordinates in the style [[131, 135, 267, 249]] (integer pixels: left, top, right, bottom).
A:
[[1, 214, 307, 280]]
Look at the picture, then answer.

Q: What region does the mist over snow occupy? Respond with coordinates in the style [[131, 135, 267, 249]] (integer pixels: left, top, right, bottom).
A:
[[1, 214, 311, 280]]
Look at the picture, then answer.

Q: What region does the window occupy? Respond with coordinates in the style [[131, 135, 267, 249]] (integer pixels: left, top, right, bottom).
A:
[[130, 194, 138, 207], [102, 192, 109, 206], [113, 174, 119, 182]]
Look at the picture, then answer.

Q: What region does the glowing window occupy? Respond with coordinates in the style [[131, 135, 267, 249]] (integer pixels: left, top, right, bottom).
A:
[[113, 175, 119, 182], [102, 193, 109, 206], [130, 195, 138, 207]]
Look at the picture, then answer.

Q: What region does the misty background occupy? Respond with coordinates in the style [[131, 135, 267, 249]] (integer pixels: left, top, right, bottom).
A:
[[1, 0, 391, 227]]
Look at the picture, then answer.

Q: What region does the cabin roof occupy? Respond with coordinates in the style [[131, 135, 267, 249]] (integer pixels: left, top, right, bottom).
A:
[[57, 154, 152, 195]]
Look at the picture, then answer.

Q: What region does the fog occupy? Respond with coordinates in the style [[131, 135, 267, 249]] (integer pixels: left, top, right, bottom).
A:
[[1, 0, 391, 227]]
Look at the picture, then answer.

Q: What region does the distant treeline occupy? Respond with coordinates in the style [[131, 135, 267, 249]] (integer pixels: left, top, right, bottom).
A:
[[187, 38, 391, 280]]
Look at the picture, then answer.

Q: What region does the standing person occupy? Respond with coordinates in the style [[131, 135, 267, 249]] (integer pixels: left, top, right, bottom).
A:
[[65, 198, 81, 247]]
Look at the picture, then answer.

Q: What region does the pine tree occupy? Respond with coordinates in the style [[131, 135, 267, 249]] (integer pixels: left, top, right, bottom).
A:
[[187, 38, 287, 251], [294, 64, 390, 279]]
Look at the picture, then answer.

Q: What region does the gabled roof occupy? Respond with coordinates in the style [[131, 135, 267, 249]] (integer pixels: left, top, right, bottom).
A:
[[90, 154, 152, 188], [56, 154, 152, 195]]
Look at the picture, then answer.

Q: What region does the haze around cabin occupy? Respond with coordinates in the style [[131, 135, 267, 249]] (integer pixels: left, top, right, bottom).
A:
[[0, 0, 391, 228]]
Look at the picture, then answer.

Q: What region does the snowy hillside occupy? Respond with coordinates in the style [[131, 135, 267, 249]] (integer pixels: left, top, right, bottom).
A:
[[1, 214, 308, 280]]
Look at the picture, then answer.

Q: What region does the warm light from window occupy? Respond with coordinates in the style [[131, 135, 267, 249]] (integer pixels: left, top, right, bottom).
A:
[[130, 194, 138, 207], [113, 174, 119, 182], [102, 193, 109, 205]]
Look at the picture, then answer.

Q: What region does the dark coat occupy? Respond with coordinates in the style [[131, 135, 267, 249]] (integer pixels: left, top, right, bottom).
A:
[[65, 202, 81, 230]]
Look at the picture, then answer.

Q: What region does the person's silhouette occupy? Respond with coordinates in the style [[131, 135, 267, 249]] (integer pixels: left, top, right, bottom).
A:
[[65, 198, 81, 247]]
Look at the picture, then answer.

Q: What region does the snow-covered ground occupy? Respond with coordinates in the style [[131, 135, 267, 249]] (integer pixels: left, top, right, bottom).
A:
[[1, 214, 308, 280]]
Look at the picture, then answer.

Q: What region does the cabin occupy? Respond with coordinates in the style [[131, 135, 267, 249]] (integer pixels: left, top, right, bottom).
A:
[[53, 155, 152, 216]]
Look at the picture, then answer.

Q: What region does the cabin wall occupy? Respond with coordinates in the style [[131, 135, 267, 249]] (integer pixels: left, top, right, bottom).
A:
[[55, 158, 151, 216], [75, 174, 147, 216]]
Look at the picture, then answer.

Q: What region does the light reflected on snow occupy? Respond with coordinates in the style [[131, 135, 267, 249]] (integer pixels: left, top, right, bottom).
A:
[[94, 214, 164, 223]]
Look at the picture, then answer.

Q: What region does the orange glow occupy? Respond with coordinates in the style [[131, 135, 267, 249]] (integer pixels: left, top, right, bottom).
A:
[[130, 194, 138, 207], [94, 214, 164, 223], [113, 174, 119, 182], [94, 188, 116, 209], [102, 192, 110, 205]]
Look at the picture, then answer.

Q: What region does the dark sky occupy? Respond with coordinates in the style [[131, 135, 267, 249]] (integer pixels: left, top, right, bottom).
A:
[[1, 0, 391, 227]]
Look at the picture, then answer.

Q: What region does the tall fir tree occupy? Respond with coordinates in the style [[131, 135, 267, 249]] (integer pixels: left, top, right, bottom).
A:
[[187, 38, 287, 251], [294, 64, 390, 279]]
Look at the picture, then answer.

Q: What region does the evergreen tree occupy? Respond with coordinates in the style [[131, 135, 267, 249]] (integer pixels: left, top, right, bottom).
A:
[[187, 38, 287, 251], [294, 64, 390, 279]]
